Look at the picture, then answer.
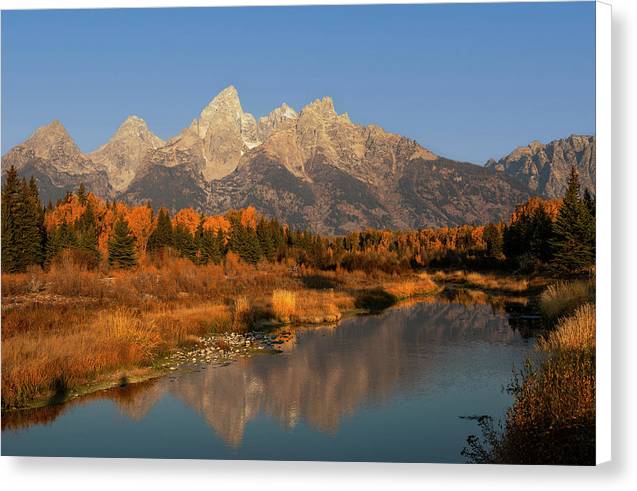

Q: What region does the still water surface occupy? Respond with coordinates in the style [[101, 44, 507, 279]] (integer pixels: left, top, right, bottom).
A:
[[2, 294, 536, 462]]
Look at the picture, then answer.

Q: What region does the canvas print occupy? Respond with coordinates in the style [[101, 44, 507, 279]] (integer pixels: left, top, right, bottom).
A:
[[1, 2, 597, 464]]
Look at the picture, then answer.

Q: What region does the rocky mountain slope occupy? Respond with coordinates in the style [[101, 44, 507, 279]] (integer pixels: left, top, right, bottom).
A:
[[2, 85, 595, 233], [88, 115, 164, 192], [485, 135, 595, 198], [2, 120, 112, 203]]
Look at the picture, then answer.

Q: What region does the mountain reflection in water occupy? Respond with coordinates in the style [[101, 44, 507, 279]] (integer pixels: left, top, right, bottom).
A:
[[2, 295, 535, 461]]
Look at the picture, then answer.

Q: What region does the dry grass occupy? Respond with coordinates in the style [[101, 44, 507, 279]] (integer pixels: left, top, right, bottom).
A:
[[538, 303, 595, 352], [432, 270, 529, 292], [272, 289, 297, 322], [466, 283, 596, 465], [540, 280, 595, 323], [2, 272, 39, 297], [2, 255, 441, 408], [2, 308, 160, 408], [271, 289, 341, 324], [384, 272, 437, 299], [232, 295, 252, 331], [293, 290, 342, 324]]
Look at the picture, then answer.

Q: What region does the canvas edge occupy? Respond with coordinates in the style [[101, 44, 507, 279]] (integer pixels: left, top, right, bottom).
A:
[[595, 0, 611, 467]]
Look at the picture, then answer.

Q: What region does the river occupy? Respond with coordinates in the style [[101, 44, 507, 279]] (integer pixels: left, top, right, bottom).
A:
[[1, 290, 538, 462]]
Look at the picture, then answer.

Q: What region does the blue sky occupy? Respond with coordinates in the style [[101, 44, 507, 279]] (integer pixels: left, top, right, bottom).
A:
[[1, 2, 595, 163]]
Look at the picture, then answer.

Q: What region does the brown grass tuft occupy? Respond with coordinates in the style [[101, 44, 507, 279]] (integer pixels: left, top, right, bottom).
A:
[[272, 289, 297, 322], [433, 270, 528, 292], [540, 280, 595, 322], [538, 303, 595, 352]]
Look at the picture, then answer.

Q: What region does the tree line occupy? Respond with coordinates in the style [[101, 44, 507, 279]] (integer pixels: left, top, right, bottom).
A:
[[1, 164, 595, 275]]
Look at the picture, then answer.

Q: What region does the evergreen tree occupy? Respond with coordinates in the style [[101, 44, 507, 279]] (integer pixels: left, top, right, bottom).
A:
[[24, 176, 45, 266], [148, 208, 173, 251], [108, 215, 137, 269], [76, 201, 101, 267], [198, 226, 224, 265], [550, 166, 595, 273], [529, 205, 554, 263], [229, 219, 261, 264], [257, 218, 276, 262], [77, 183, 87, 205], [583, 188, 596, 217], [483, 222, 504, 258], [1, 167, 44, 272], [173, 222, 197, 261]]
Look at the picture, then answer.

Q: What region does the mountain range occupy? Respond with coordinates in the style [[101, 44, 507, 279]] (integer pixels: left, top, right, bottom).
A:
[[1, 85, 595, 234]]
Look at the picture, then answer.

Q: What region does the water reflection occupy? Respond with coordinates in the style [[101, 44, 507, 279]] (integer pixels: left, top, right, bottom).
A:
[[3, 294, 534, 452]]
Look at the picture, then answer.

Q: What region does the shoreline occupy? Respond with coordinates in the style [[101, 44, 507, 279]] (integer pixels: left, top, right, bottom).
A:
[[2, 282, 446, 414]]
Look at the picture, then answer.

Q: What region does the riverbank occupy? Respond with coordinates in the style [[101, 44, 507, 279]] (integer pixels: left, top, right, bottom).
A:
[[1, 256, 439, 411], [463, 278, 596, 465]]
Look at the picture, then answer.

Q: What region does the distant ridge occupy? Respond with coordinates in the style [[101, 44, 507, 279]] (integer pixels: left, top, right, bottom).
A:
[[2, 85, 594, 233]]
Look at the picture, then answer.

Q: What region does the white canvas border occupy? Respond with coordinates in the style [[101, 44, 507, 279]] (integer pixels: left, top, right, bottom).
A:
[[595, 0, 612, 466]]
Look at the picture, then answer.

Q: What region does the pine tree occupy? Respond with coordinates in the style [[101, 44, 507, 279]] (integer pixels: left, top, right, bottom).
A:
[[257, 218, 276, 262], [44, 220, 77, 265], [483, 222, 503, 258], [229, 220, 261, 264], [77, 183, 87, 205], [108, 216, 137, 269], [2, 166, 24, 272], [25, 176, 45, 266], [76, 201, 101, 267], [148, 208, 173, 251], [583, 188, 596, 217], [550, 166, 595, 273], [173, 222, 197, 261], [198, 226, 224, 265], [529, 205, 554, 263], [1, 167, 45, 272]]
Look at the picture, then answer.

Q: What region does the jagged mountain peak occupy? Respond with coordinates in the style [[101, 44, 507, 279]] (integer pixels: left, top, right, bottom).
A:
[[29, 119, 73, 142], [107, 115, 164, 147], [21, 119, 82, 162], [2, 119, 113, 201], [257, 102, 299, 141], [88, 115, 165, 192], [197, 85, 243, 132], [261, 102, 298, 122], [301, 96, 337, 118], [486, 134, 596, 197]]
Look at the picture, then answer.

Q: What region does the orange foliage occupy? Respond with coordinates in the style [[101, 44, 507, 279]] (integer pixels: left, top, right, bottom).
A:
[[125, 206, 154, 257], [239, 206, 258, 229], [202, 215, 231, 235], [172, 208, 201, 235], [44, 194, 85, 230], [509, 197, 562, 225]]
